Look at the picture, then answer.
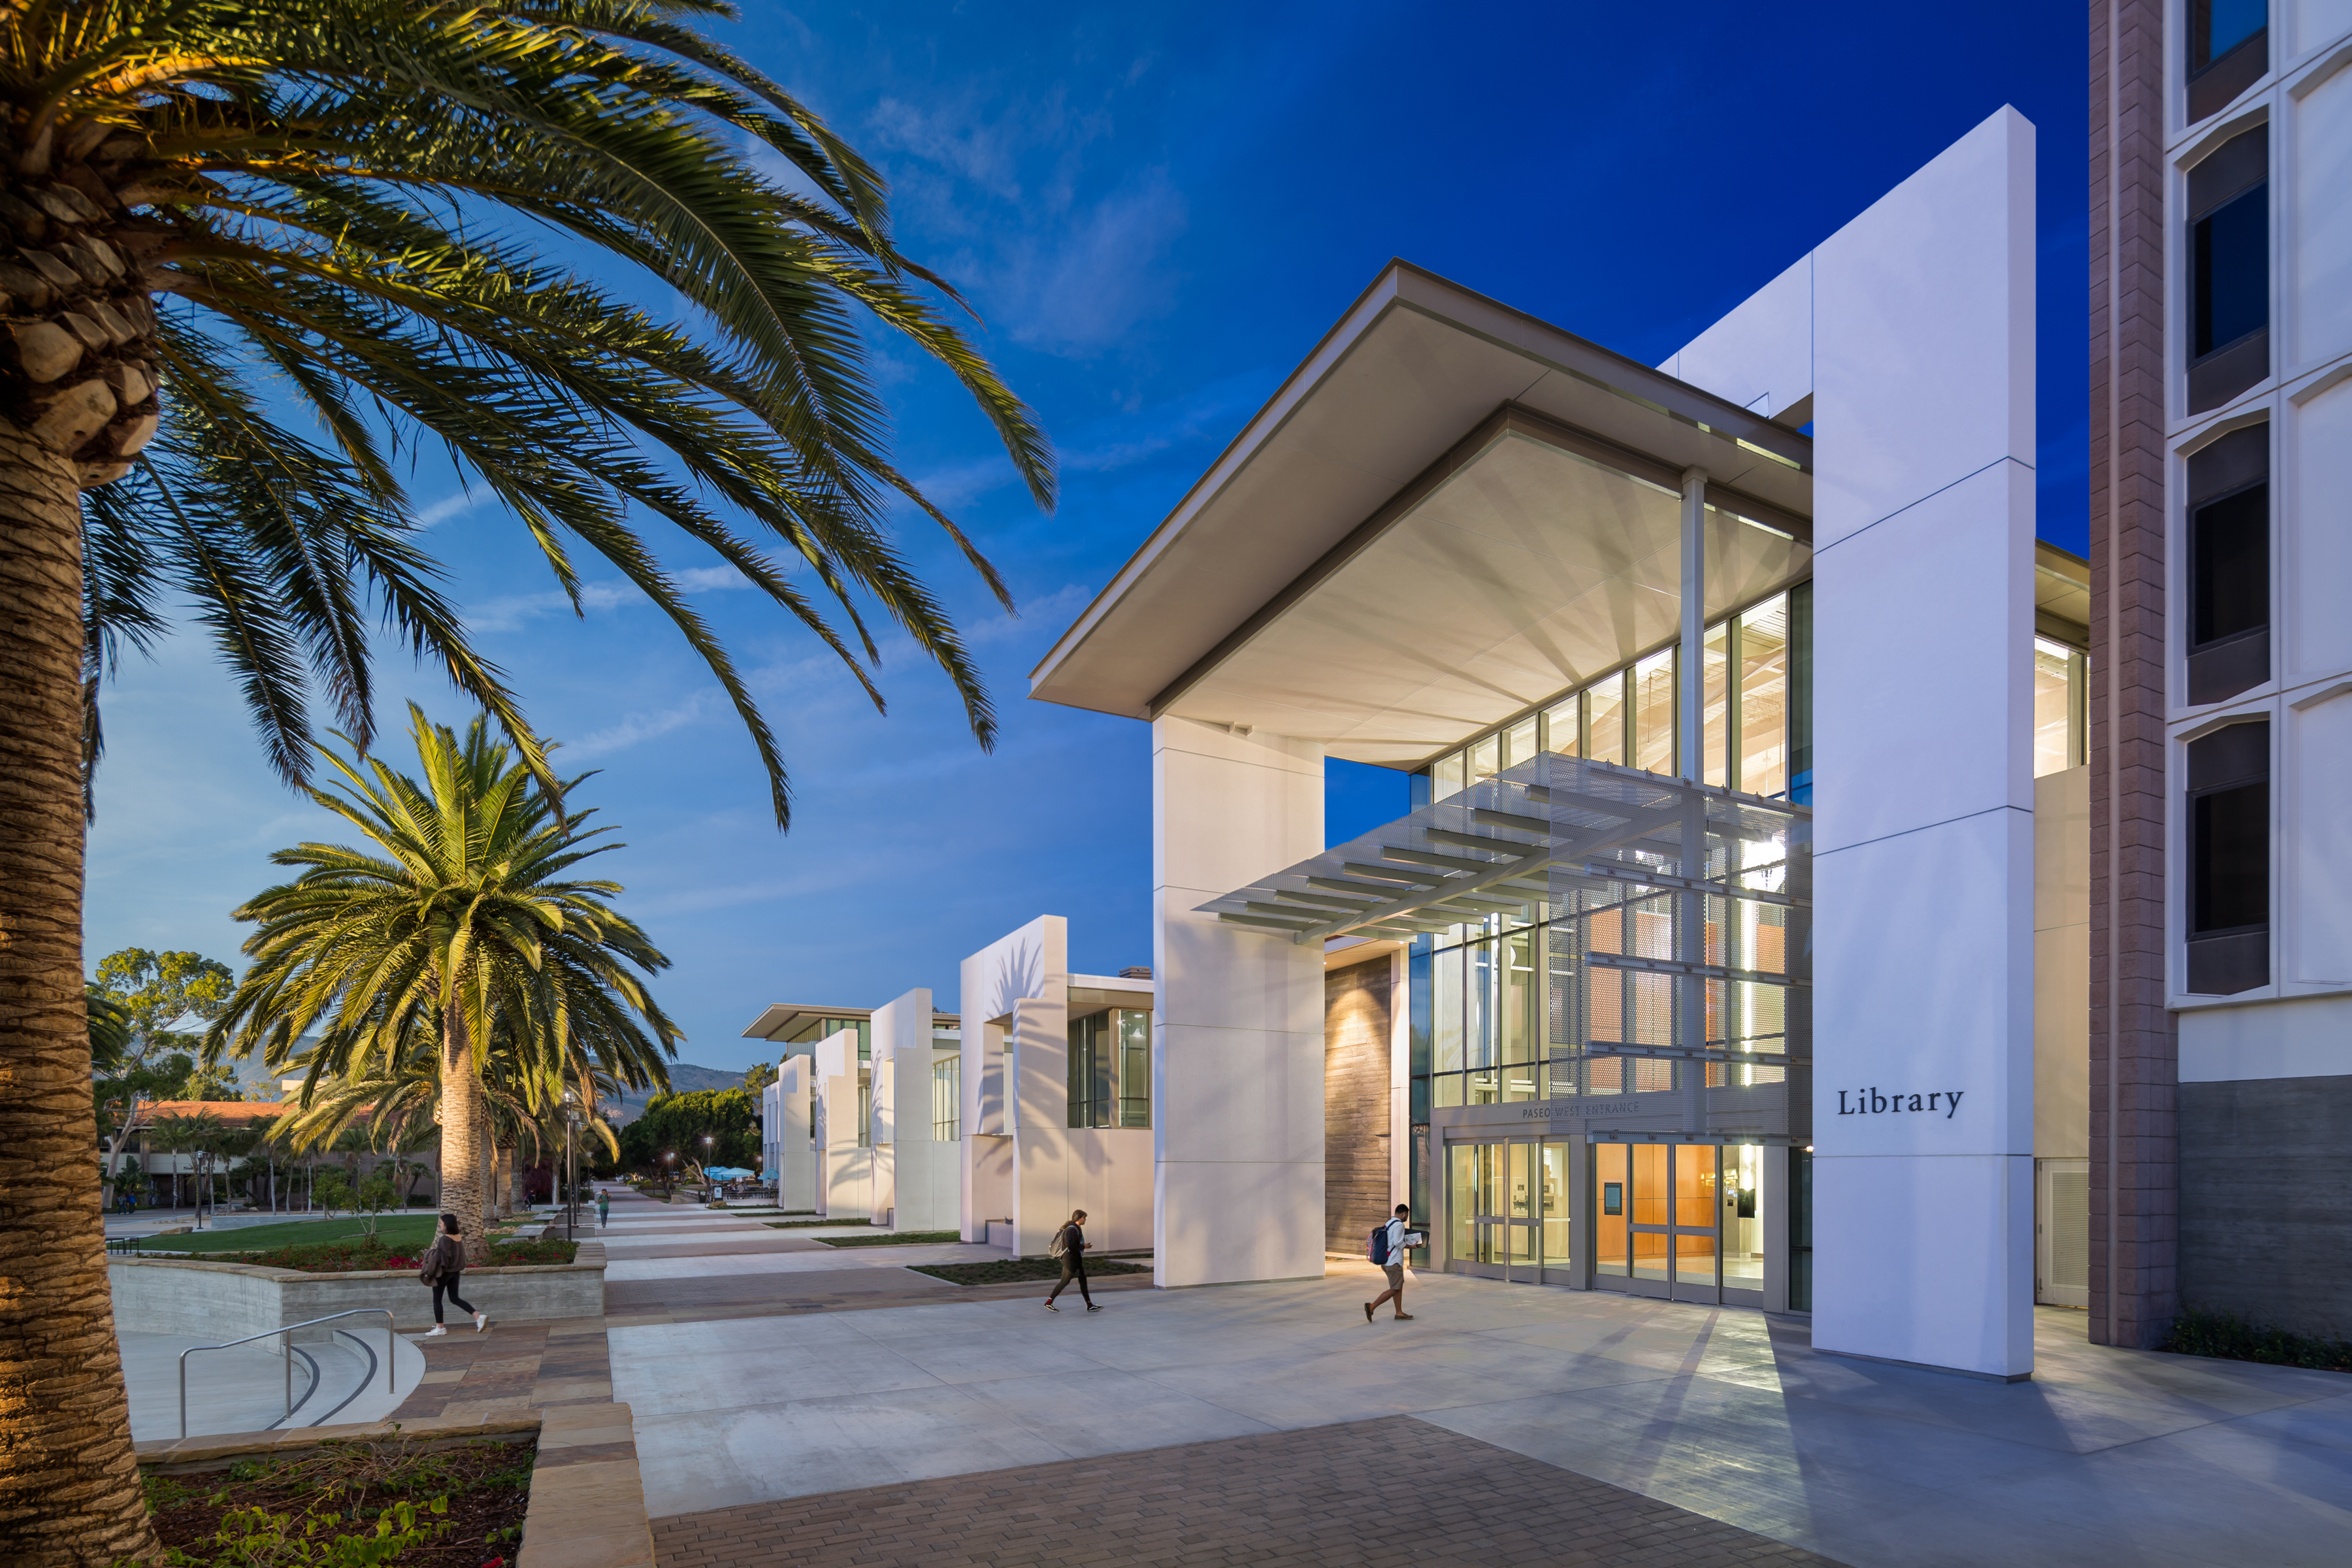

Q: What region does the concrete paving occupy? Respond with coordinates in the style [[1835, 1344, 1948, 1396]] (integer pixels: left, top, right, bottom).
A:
[[610, 1255, 2352, 1568]]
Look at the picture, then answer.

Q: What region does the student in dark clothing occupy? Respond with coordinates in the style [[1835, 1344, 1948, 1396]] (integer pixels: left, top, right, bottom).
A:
[[1044, 1209, 1100, 1311], [421, 1212, 489, 1336]]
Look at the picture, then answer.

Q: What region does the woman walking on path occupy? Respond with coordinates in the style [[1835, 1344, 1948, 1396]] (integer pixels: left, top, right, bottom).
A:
[[1044, 1209, 1099, 1312], [596, 1189, 611, 1229], [421, 1213, 490, 1337]]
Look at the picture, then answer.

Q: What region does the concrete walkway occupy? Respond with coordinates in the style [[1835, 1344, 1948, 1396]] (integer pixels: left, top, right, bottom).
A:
[[611, 1252, 2352, 1568]]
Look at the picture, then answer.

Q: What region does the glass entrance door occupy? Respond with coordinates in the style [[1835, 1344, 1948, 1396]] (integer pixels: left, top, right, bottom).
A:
[[1446, 1139, 1563, 1282], [1592, 1142, 1725, 1302]]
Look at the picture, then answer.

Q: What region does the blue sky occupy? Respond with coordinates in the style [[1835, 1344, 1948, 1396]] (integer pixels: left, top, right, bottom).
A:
[[86, 1, 2089, 1074]]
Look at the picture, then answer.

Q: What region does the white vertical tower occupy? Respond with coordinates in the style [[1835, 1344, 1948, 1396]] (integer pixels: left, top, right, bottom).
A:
[[1811, 108, 2038, 1378], [1152, 717, 1325, 1286]]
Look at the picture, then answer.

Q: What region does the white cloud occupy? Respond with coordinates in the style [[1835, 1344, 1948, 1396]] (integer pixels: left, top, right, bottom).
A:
[[412, 491, 484, 530], [566, 688, 724, 760], [466, 581, 637, 634], [992, 172, 1188, 356], [674, 564, 770, 593], [963, 583, 1091, 647]]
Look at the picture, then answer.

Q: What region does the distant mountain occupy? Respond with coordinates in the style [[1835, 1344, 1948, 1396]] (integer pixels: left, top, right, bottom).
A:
[[606, 1062, 750, 1124]]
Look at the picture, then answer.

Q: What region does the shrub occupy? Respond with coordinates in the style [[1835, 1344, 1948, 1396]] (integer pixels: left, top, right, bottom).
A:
[[2161, 1309, 2352, 1373], [233, 1235, 578, 1273]]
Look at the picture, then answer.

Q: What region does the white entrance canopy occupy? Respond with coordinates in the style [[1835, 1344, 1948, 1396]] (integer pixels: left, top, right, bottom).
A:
[[1028, 262, 1815, 766]]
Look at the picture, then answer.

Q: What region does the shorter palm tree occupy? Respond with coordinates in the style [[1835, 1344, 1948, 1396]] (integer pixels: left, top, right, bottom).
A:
[[209, 709, 679, 1260]]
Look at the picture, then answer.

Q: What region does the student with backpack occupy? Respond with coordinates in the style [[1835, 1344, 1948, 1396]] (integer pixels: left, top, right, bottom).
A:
[[419, 1212, 489, 1337], [1043, 1209, 1099, 1311], [1364, 1203, 1424, 1322]]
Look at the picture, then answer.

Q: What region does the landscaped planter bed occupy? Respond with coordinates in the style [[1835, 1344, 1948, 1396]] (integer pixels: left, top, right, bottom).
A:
[[909, 1257, 1150, 1286], [144, 1433, 533, 1567], [229, 1236, 576, 1273], [820, 1230, 962, 1248], [762, 1217, 868, 1229]]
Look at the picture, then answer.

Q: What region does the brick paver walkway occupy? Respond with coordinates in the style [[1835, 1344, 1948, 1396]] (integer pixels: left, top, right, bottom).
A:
[[649, 1414, 1848, 1568], [390, 1316, 613, 1420]]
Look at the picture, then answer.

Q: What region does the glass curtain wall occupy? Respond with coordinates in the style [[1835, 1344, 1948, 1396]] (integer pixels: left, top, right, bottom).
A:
[[932, 1055, 960, 1140], [1416, 835, 1801, 1111], [1067, 1009, 1152, 1128], [1424, 589, 1803, 804], [2033, 636, 2089, 777]]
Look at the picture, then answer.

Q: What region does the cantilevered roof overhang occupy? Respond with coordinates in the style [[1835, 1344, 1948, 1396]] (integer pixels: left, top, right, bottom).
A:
[[1029, 261, 1815, 767], [740, 1004, 959, 1041], [1197, 751, 1810, 952]]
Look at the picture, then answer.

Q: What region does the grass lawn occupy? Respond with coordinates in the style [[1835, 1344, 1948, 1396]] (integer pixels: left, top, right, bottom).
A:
[[139, 1214, 445, 1254], [909, 1257, 1151, 1286], [818, 1230, 964, 1249], [131, 1212, 545, 1256], [762, 1217, 869, 1229]]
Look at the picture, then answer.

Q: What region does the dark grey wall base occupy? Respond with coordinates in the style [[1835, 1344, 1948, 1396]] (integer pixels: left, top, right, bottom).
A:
[[2180, 1074, 2352, 1340]]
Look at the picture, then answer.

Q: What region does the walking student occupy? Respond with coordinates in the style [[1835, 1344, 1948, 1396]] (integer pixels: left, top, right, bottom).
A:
[[1365, 1203, 1422, 1322], [1043, 1208, 1100, 1312], [419, 1212, 490, 1337], [596, 1188, 610, 1229]]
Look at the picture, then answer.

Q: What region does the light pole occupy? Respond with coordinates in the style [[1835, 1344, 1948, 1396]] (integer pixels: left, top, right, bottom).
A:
[[701, 1134, 713, 1201], [662, 1151, 674, 1201]]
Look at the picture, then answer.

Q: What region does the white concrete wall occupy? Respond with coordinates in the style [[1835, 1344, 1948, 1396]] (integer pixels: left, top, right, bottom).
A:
[[111, 1254, 605, 1337], [873, 987, 959, 1232], [1659, 252, 1813, 421], [1152, 718, 1326, 1287], [955, 918, 1156, 1255], [959, 918, 1062, 1244], [811, 1028, 870, 1219], [769, 1059, 816, 1212], [1808, 107, 2039, 1379]]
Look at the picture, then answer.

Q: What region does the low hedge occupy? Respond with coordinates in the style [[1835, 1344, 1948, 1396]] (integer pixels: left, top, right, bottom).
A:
[[909, 1256, 1149, 1286], [2161, 1309, 2352, 1373], [218, 1235, 580, 1273]]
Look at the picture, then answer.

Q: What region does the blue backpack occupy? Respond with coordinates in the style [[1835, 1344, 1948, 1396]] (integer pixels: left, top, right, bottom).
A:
[[1369, 1223, 1392, 1266]]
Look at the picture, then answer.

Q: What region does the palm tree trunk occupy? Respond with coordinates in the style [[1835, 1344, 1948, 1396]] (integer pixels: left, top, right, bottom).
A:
[[438, 1010, 491, 1266], [0, 425, 159, 1561]]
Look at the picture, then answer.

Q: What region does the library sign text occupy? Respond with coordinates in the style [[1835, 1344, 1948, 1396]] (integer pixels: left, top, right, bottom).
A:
[[1835, 1088, 1965, 1120]]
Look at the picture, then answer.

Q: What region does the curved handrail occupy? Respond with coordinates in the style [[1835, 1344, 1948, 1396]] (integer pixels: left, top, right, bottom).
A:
[[178, 1307, 396, 1439]]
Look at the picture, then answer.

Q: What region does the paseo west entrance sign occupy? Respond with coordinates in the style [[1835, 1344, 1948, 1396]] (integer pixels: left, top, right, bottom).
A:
[[1836, 1088, 1966, 1120]]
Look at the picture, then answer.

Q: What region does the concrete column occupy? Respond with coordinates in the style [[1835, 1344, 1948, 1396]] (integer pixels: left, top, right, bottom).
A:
[[1811, 107, 2037, 1379], [1152, 717, 1325, 1286]]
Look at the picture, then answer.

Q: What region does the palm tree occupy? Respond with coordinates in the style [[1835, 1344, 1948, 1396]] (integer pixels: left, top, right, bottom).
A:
[[208, 706, 679, 1275], [144, 1107, 225, 1216], [0, 7, 1051, 1557]]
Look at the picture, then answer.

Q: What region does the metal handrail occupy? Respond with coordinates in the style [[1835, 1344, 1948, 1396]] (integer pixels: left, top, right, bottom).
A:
[[179, 1308, 396, 1439]]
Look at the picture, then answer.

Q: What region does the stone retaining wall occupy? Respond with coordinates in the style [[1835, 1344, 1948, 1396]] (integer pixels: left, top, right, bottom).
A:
[[111, 1245, 604, 1339]]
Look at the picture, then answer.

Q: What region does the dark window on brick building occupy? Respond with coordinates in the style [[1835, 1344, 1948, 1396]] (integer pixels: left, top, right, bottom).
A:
[[2188, 1, 2266, 123], [2185, 718, 2268, 995], [2186, 127, 2269, 412], [2185, 422, 2269, 704]]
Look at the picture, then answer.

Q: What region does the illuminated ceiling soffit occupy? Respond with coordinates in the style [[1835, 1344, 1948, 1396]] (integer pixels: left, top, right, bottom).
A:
[[1161, 416, 1810, 764]]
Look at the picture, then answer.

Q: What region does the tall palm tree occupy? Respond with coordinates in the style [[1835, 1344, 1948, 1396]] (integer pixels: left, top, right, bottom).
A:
[[209, 706, 678, 1275], [0, 7, 1051, 1559]]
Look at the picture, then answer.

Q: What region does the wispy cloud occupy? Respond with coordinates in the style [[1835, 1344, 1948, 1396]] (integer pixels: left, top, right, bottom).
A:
[[963, 583, 1092, 647], [466, 581, 637, 634], [860, 87, 1184, 358], [991, 171, 1188, 355], [568, 688, 723, 760], [413, 491, 485, 529]]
